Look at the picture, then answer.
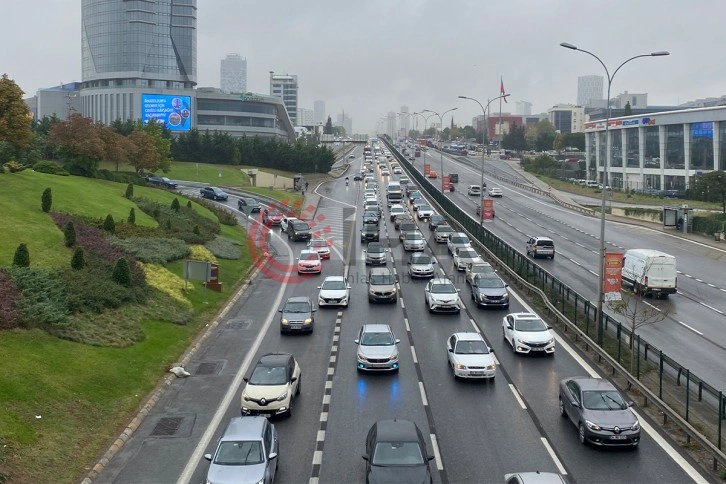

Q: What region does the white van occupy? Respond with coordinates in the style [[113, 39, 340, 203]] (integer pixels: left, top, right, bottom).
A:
[[621, 249, 677, 298], [586, 180, 599, 188]]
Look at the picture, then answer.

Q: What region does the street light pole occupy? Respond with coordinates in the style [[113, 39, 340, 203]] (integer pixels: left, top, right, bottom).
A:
[[560, 42, 669, 346], [458, 94, 510, 224], [423, 108, 458, 193]]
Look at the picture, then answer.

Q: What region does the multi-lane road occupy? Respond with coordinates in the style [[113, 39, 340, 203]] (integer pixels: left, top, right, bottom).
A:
[[93, 146, 711, 483]]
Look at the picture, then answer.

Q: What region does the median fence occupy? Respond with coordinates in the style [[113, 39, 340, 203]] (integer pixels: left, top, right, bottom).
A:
[[383, 138, 726, 470]]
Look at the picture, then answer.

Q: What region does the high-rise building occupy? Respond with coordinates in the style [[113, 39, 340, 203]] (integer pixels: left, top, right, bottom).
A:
[[386, 112, 397, 139], [80, 0, 197, 126], [270, 72, 299, 125], [298, 107, 315, 127], [336, 111, 352, 135], [515, 101, 532, 116], [220, 54, 247, 93], [399, 106, 410, 137], [548, 104, 585, 133], [577, 75, 604, 107], [314, 100, 326, 124]]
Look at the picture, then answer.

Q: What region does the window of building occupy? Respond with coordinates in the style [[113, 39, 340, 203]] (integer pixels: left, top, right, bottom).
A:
[[587, 132, 597, 174], [610, 130, 622, 168], [664, 175, 686, 192], [644, 126, 660, 168], [644, 174, 661, 191], [610, 173, 623, 189], [720, 122, 726, 170], [664, 124, 684, 169], [690, 122, 713, 170], [626, 128, 640, 168], [598, 131, 607, 167]]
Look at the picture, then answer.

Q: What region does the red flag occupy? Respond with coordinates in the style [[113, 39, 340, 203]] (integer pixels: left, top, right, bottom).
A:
[[500, 77, 507, 103]]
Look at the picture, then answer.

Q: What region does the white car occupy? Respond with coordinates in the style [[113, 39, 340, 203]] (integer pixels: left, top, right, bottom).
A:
[[297, 250, 322, 274], [393, 167, 402, 175], [417, 205, 434, 220], [434, 225, 455, 243], [389, 204, 405, 222], [447, 232, 471, 254], [467, 185, 482, 196], [489, 187, 503, 197], [502, 312, 556, 354], [403, 232, 425, 251], [407, 252, 435, 278], [381, 168, 390, 176], [241, 353, 301, 417], [453, 247, 483, 271], [399, 176, 410, 185], [318, 275, 351, 307], [447, 332, 496, 380], [424, 278, 461, 313], [465, 262, 495, 285], [280, 216, 299, 233]]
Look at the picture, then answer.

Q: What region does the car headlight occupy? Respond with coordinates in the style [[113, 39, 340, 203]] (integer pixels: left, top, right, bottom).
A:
[[389, 355, 398, 361], [546, 338, 554, 345], [281, 319, 288, 325], [276, 391, 288, 401], [358, 354, 367, 361], [486, 364, 496, 370], [256, 480, 264, 484], [242, 392, 250, 401], [304, 318, 312, 324], [502, 293, 509, 300], [455, 363, 467, 370], [585, 419, 601, 431], [631, 420, 640, 431]]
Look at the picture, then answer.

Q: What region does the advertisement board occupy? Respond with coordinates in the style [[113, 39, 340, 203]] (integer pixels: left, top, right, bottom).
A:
[[603, 252, 624, 301], [141, 94, 192, 131], [481, 198, 494, 221], [424, 163, 430, 176], [442, 175, 450, 191]]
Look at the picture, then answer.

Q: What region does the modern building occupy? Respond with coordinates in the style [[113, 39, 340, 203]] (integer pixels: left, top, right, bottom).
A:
[[24, 82, 82, 120], [313, 100, 326, 124], [680, 95, 726, 109], [584, 106, 726, 192], [577, 75, 604, 107], [269, 72, 298, 126], [386, 112, 396, 139], [298, 107, 315, 127], [399, 106, 410, 137], [486, 115, 522, 141], [587, 106, 681, 122], [80, 0, 197, 128], [548, 104, 585, 133], [336, 111, 352, 135], [612, 91, 647, 109], [220, 54, 247, 93], [516, 101, 532, 116]]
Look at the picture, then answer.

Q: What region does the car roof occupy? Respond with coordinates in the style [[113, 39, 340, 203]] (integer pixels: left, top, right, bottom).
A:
[[221, 416, 267, 441], [451, 232, 468, 238], [452, 332, 484, 342], [257, 353, 293, 367], [567, 377, 617, 392], [286, 296, 311, 304], [323, 275, 346, 282], [469, 262, 492, 268], [531, 236, 554, 242], [362, 323, 393, 333], [374, 419, 420, 442], [431, 278, 453, 285], [369, 267, 391, 276], [299, 249, 318, 256], [510, 312, 539, 320]]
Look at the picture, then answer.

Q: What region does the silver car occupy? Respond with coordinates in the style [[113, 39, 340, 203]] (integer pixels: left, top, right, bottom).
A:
[[355, 324, 400, 371], [403, 232, 425, 251], [407, 252, 435, 278], [447, 232, 471, 254], [470, 274, 509, 308], [434, 224, 454, 243], [365, 242, 387, 265], [424, 278, 461, 313]]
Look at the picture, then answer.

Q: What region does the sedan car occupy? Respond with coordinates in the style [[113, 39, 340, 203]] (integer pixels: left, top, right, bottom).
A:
[[389, 204, 406, 222], [297, 250, 322, 275], [363, 211, 380, 225], [559, 377, 641, 447], [447, 232, 471, 254], [393, 167, 402, 175], [465, 262, 495, 285], [417, 205, 434, 220], [353, 174, 363, 181], [427, 214, 446, 230], [241, 353, 301, 417], [407, 252, 435, 278], [470, 274, 509, 308], [146, 176, 178, 189], [364, 242, 387, 265], [279, 296, 316, 333], [489, 187, 503, 197], [200, 186, 229, 201], [307, 238, 331, 259], [398, 222, 420, 241], [318, 276, 350, 307], [237, 197, 261, 213], [447, 332, 496, 380], [425, 278, 461, 313], [408, 191, 423, 203], [381, 168, 391, 176], [394, 213, 414, 230], [467, 185, 482, 196], [453, 247, 483, 271], [363, 419, 434, 484], [434, 224, 454, 243], [502, 312, 555, 354], [355, 324, 400, 371]]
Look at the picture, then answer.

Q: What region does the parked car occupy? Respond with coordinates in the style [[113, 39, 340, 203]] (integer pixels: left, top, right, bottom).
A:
[[502, 312, 555, 354], [288, 221, 312, 241], [470, 274, 509, 308], [318, 275, 350, 307], [467, 185, 482, 196], [526, 236, 555, 259], [403, 231, 426, 251], [355, 324, 400, 371], [447, 232, 471, 254], [489, 187, 503, 197], [296, 250, 322, 274], [367, 267, 397, 303], [307, 238, 331, 259], [434, 224, 454, 243], [146, 176, 178, 189], [362, 420, 434, 484], [360, 224, 380, 242], [407, 252, 435, 278], [424, 278, 461, 313], [241, 353, 301, 417], [446, 332, 496, 380], [364, 242, 387, 265], [238, 197, 261, 213], [428, 214, 446, 230], [465, 262, 495, 285], [200, 186, 229, 201]]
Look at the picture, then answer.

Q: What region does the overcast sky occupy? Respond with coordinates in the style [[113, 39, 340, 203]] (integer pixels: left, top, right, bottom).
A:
[[3, 0, 723, 134]]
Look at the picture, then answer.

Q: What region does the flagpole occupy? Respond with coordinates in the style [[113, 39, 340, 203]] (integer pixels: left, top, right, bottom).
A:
[[498, 88, 503, 153]]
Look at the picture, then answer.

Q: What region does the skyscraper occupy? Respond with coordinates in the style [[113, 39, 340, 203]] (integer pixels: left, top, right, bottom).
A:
[[577, 75, 604, 107], [314, 100, 325, 124], [515, 101, 532, 116], [80, 0, 197, 125], [336, 111, 352, 135], [270, 72, 299, 125], [220, 54, 247, 93]]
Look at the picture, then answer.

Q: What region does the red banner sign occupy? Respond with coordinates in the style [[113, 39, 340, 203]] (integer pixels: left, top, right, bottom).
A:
[[424, 163, 430, 176], [604, 252, 624, 301], [442, 175, 450, 191], [481, 198, 494, 221]]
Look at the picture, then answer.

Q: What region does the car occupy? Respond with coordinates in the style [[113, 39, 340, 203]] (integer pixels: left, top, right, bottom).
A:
[[504, 472, 567, 484], [241, 353, 301, 417], [526, 236, 555, 259], [353, 174, 363, 181], [399, 176, 410, 185], [263, 209, 284, 226], [447, 232, 471, 254], [394, 213, 413, 230], [349, 153, 356, 159], [489, 187, 503, 197], [288, 221, 312, 241], [364, 200, 381, 215], [368, 182, 379, 192], [417, 205, 434, 220], [559, 377, 641, 447], [296, 250, 322, 275], [389, 204, 406, 222], [502, 312, 555, 354], [364, 176, 376, 185], [393, 167, 402, 175], [399, 222, 420, 241], [280, 216, 299, 233], [408, 190, 422, 202], [364, 192, 377, 202], [427, 214, 446, 230], [448, 173, 459, 183], [364, 242, 387, 265], [381, 168, 390, 176], [307, 238, 331, 259], [237, 197, 261, 213], [363, 419, 434, 484], [204, 416, 278, 484], [367, 267, 397, 303], [360, 224, 380, 242], [465, 262, 495, 285], [453, 247, 483, 271], [424, 278, 461, 313], [355, 324, 400, 371], [146, 176, 178, 189], [407, 252, 435, 278], [279, 296, 316, 333], [200, 186, 229, 201], [447, 332, 496, 380], [363, 211, 380, 225], [470, 274, 509, 308], [403, 231, 425, 251], [427, 170, 438, 178], [467, 185, 482, 196], [318, 276, 350, 307], [434, 224, 454, 243]]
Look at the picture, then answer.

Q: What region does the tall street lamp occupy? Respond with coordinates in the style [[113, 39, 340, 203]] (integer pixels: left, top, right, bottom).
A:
[[560, 42, 669, 346], [423, 108, 458, 193], [413, 112, 437, 165], [459, 94, 510, 224]]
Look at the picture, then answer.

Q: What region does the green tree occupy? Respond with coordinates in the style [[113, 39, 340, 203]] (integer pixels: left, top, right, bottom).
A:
[[127, 207, 136, 224], [534, 120, 557, 151], [553, 133, 566, 152], [0, 74, 33, 150], [564, 132, 586, 151], [186, 200, 192, 208], [171, 197, 181, 212], [63, 221, 76, 247], [102, 214, 116, 234], [323, 116, 334, 135], [690, 170, 726, 214], [128, 130, 161, 174], [502, 123, 526, 152], [41, 187, 52, 212], [111, 258, 132, 286], [13, 243, 30, 267], [70, 247, 85, 270], [125, 183, 134, 199], [137, 119, 172, 173], [624, 101, 632, 116]]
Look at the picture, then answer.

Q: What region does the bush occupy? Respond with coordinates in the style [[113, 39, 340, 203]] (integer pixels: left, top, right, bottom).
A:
[[71, 247, 85, 269], [103, 214, 116, 234], [693, 213, 726, 235], [205, 236, 242, 260], [194, 197, 239, 226], [5, 267, 70, 327], [189, 245, 217, 263], [13, 243, 30, 267], [4, 160, 25, 173], [171, 198, 181, 212], [128, 207, 136, 225], [95, 169, 143, 185], [108, 236, 189, 264], [60, 262, 146, 314], [112, 258, 132, 286], [139, 262, 193, 308], [125, 183, 134, 199], [41, 187, 52, 212], [133, 197, 220, 243], [187, 200, 192, 208], [0, 270, 23, 329], [64, 221, 76, 247], [34, 161, 69, 176]]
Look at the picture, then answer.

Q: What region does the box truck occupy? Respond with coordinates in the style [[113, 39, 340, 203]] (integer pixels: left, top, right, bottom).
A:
[[621, 249, 677, 298]]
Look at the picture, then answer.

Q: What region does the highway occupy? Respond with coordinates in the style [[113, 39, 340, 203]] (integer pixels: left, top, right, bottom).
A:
[[92, 146, 709, 484]]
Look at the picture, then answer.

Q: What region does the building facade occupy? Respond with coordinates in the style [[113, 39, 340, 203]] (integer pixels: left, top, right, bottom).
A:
[[220, 54, 247, 93], [336, 112, 352, 135], [399, 106, 410, 137], [548, 104, 585, 133], [584, 106, 726, 192], [313, 100, 325, 124], [269, 73, 298, 125], [577, 75, 604, 107], [612, 91, 647, 109], [25, 82, 82, 120], [515, 101, 532, 116], [298, 107, 315, 127]]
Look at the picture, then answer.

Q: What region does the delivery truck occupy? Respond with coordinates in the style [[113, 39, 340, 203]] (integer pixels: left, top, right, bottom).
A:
[[621, 249, 677, 298]]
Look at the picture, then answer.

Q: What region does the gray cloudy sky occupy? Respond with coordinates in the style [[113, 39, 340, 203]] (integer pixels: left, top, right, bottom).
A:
[[3, 0, 722, 134]]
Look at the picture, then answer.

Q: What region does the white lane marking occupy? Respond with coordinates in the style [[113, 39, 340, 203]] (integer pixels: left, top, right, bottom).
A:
[[469, 318, 479, 332], [699, 302, 725, 315], [404, 318, 410, 332], [430, 434, 444, 471], [312, 450, 323, 465], [540, 438, 567, 475], [411, 346, 418, 363], [313, 189, 357, 208], [316, 430, 325, 441], [677, 321, 704, 335], [320, 412, 328, 422], [400, 299, 405, 309], [418, 382, 428, 406], [508, 384, 527, 409], [325, 380, 332, 389], [323, 394, 331, 405]]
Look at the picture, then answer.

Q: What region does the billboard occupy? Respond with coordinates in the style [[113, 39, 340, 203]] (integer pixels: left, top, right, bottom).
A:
[[442, 175, 451, 191], [424, 163, 431, 176], [142, 94, 192, 131], [481, 198, 494, 221], [604, 252, 624, 301]]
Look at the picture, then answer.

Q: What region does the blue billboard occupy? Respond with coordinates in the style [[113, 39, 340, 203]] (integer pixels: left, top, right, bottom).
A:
[[141, 94, 192, 131]]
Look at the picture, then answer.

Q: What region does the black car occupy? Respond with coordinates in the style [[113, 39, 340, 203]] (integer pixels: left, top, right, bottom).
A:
[[448, 173, 459, 183], [200, 186, 229, 201], [353, 174, 364, 181], [288, 221, 312, 241], [363, 419, 434, 484], [361, 224, 380, 242], [428, 214, 446, 230], [363, 211, 380, 225], [237, 197, 261, 213], [146, 176, 178, 189]]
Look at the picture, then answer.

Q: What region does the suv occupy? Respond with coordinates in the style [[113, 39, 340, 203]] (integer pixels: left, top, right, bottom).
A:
[[288, 221, 312, 241], [200, 186, 229, 201], [238, 197, 261, 213], [241, 353, 301, 417], [355, 324, 400, 371], [467, 185, 482, 196], [526, 236, 555, 259], [279, 296, 316, 333], [365, 242, 387, 265], [470, 274, 509, 308], [367, 267, 397, 303]]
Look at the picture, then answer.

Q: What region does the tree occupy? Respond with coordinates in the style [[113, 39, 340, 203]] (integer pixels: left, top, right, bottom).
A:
[[125, 183, 134, 199], [564, 132, 585, 152], [102, 214, 115, 234], [137, 119, 172, 173], [41, 187, 52, 213], [624, 101, 632, 116], [171, 198, 181, 212], [70, 247, 85, 270], [128, 130, 161, 174], [112, 258, 132, 286], [502, 123, 526, 152], [64, 221, 76, 247], [13, 243, 30, 267], [689, 170, 726, 214], [323, 116, 334, 135], [48, 113, 105, 176], [0, 74, 33, 150], [128, 207, 136, 224], [553, 133, 566, 152], [99, 126, 134, 172]]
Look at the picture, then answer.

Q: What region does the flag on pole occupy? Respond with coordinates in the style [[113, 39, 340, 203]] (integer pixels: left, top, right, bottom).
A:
[[500, 77, 507, 103]]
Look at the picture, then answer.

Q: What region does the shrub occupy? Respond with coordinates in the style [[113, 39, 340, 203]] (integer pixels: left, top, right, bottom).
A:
[[95, 169, 143, 185], [64, 221, 76, 247], [0, 270, 23, 329], [103, 214, 116, 234], [60, 261, 146, 314], [171, 198, 181, 212], [194, 197, 239, 226], [5, 267, 70, 327], [128, 207, 136, 225], [125, 183, 134, 199], [112, 258, 132, 286], [41, 187, 52, 212], [205, 236, 242, 260], [139, 262, 193, 308], [108, 236, 189, 264], [13, 243, 30, 267], [71, 247, 85, 270], [189, 245, 217, 263], [34, 161, 69, 176], [133, 197, 220, 243], [193, 225, 200, 235], [4, 160, 25, 173], [187, 200, 192, 208]]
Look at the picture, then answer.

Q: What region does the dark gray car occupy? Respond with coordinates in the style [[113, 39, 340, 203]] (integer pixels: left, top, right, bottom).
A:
[[363, 419, 434, 484], [470, 274, 509, 308], [365, 242, 387, 265], [279, 296, 316, 333], [361, 224, 380, 242]]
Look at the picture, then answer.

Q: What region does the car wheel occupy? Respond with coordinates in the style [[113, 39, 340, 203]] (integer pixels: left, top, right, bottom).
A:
[[511, 338, 517, 353], [550, 254, 555, 260], [296, 376, 301, 395], [578, 423, 586, 445], [287, 396, 293, 418]]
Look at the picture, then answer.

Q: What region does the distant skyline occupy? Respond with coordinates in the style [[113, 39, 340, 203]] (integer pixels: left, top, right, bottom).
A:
[[3, 0, 724, 133]]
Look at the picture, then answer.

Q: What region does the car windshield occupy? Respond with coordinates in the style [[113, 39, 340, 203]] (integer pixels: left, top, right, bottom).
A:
[[293, 223, 310, 230], [451, 236, 469, 244], [418, 205, 431, 211], [431, 215, 443, 222], [513, 318, 547, 332], [400, 224, 417, 231], [437, 226, 453, 233], [370, 275, 395, 285], [269, 211, 282, 217], [391, 207, 404, 213], [405, 233, 422, 240], [322, 280, 347, 290], [300, 253, 319, 261], [470, 265, 494, 274], [284, 302, 311, 313], [411, 255, 432, 264], [458, 249, 478, 258], [475, 277, 504, 288], [364, 211, 377, 217], [431, 283, 457, 294], [360, 331, 394, 346], [455, 340, 490, 354], [582, 390, 628, 411], [372, 442, 424, 466], [248, 365, 288, 385], [213, 440, 264, 465], [310, 240, 327, 248]]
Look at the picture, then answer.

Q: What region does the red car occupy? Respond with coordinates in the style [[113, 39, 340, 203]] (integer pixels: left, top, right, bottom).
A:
[[307, 238, 331, 259], [263, 209, 284, 226]]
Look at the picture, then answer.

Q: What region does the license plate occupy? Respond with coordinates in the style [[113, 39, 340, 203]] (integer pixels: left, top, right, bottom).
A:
[[610, 435, 626, 440], [531, 347, 544, 351], [470, 372, 485, 376]]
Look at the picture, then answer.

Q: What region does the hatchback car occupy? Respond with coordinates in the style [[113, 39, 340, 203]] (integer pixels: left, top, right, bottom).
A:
[[427, 214, 446, 230], [389, 204, 406, 222], [367, 267, 397, 303], [296, 250, 321, 275], [434, 224, 454, 243], [360, 224, 380, 242], [447, 233, 471, 254], [263, 209, 284, 226], [526, 236, 555, 259], [318, 276, 350, 307], [307, 238, 331, 259], [204, 416, 278, 484], [425, 278, 461, 313], [447, 332, 496, 380], [403, 232, 425, 251], [502, 313, 555, 354], [470, 274, 509, 308], [363, 419, 434, 484], [200, 186, 229, 201], [237, 197, 261, 213], [467, 185, 482, 196], [489, 187, 503, 197], [364, 242, 387, 265], [407, 252, 435, 278], [559, 377, 641, 447], [241, 353, 301, 417], [453, 247, 483, 271], [355, 324, 400, 371], [279, 296, 316, 333], [465, 262, 495, 285]]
